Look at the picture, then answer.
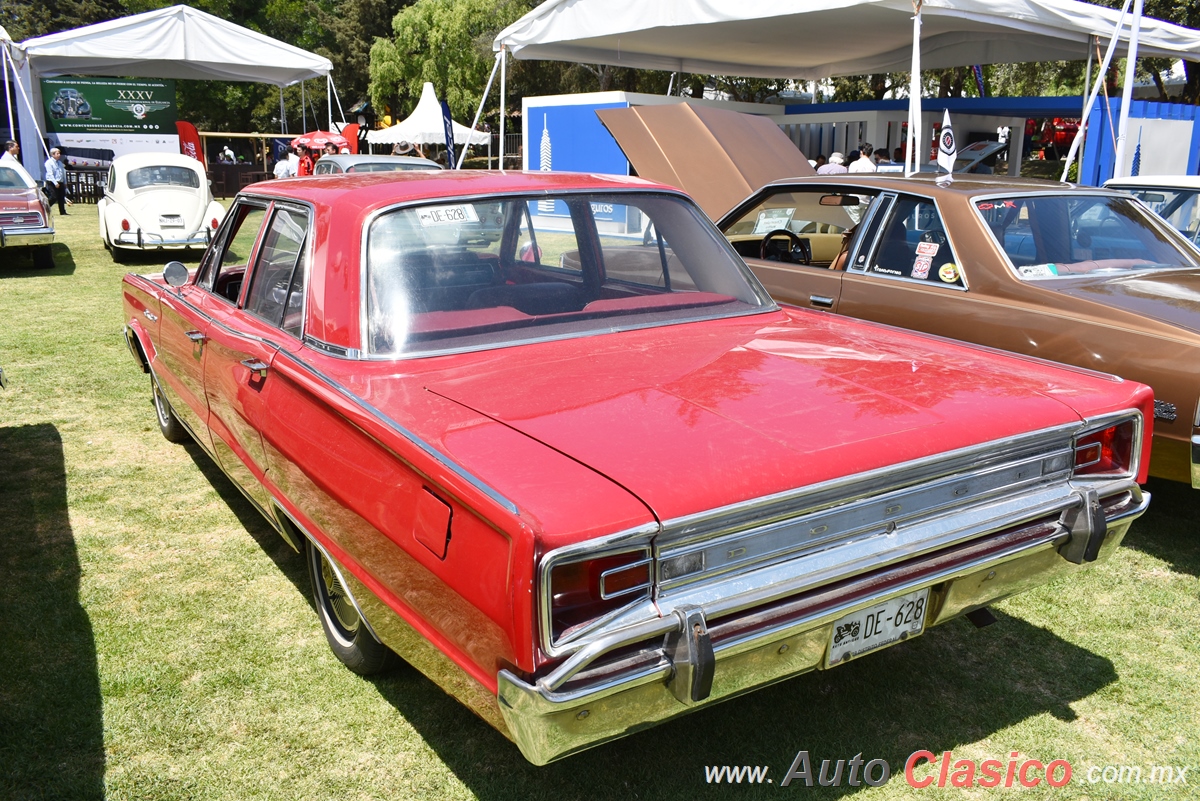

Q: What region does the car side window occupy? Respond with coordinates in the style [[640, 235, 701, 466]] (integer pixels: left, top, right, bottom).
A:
[[865, 196, 963, 287], [199, 202, 268, 304], [244, 206, 310, 336]]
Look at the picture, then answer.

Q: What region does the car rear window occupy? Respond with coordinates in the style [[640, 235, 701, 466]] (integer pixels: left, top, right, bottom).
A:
[[365, 192, 772, 357], [977, 193, 1200, 279], [127, 165, 201, 190]]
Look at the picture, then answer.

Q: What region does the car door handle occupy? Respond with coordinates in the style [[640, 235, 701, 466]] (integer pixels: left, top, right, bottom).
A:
[[142, 309, 158, 322], [810, 295, 835, 308], [184, 330, 206, 343], [240, 358, 269, 378]]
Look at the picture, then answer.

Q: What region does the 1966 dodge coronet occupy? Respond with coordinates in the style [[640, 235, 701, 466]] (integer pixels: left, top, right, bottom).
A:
[[122, 170, 1152, 764]]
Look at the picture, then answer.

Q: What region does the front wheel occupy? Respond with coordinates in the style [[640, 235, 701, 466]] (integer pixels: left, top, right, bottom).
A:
[[151, 373, 190, 443], [307, 540, 393, 675]]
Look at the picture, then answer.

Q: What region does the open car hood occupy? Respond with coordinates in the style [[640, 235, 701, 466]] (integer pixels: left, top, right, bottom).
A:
[[417, 312, 1105, 523], [596, 104, 815, 220]]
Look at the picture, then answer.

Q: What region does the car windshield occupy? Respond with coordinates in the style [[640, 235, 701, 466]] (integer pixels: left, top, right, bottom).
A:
[[976, 193, 1200, 279], [127, 165, 201, 190], [1111, 186, 1200, 247], [365, 191, 772, 356]]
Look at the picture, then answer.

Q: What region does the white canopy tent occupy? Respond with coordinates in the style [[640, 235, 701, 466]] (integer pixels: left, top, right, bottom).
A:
[[366, 82, 491, 148], [492, 0, 1200, 177], [6, 5, 334, 178]]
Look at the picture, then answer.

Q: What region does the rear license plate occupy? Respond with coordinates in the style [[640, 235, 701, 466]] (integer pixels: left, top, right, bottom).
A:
[[159, 215, 184, 227], [826, 588, 929, 667]]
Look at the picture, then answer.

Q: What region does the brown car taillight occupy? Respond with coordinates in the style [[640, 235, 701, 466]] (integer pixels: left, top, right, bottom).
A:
[[1074, 418, 1137, 477], [549, 551, 652, 642]]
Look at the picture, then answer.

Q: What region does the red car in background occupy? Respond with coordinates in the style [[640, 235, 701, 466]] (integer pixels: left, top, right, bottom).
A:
[[122, 170, 1152, 764]]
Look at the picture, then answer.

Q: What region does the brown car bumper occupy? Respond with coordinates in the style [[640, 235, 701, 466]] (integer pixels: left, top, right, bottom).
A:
[[0, 226, 55, 248]]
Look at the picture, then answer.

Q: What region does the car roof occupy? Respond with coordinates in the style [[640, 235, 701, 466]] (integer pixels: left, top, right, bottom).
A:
[[1104, 175, 1200, 191], [316, 154, 442, 170], [111, 151, 207, 173], [756, 173, 1117, 198], [244, 169, 673, 214]]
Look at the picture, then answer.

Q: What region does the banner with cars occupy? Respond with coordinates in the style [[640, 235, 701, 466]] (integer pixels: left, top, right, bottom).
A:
[[41, 77, 177, 134]]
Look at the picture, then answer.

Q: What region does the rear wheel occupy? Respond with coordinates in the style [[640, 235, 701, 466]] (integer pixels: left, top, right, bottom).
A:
[[111, 246, 130, 264], [151, 373, 190, 443], [32, 245, 54, 270], [307, 540, 393, 675]]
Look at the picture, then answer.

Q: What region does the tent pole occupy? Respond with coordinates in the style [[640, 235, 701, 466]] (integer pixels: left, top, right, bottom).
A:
[[499, 46, 507, 169], [1113, 0, 1143, 179], [279, 86, 286, 135], [905, 1, 923, 176], [2, 45, 14, 141], [6, 47, 52, 163], [329, 76, 347, 125], [301, 81, 308, 133], [1060, 0, 1131, 182], [459, 50, 502, 169], [327, 74, 332, 130]]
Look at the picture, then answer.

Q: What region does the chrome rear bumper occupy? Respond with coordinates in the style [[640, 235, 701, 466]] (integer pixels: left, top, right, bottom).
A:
[[0, 226, 54, 247], [114, 228, 211, 249], [498, 484, 1147, 765]]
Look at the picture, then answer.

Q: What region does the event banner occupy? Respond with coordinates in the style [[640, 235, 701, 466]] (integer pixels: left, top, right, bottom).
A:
[[41, 76, 177, 134]]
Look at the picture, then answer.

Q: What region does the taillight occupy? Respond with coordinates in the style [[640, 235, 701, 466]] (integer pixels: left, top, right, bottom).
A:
[[548, 550, 652, 643], [211, 218, 219, 229], [121, 219, 130, 231], [1074, 418, 1137, 477]]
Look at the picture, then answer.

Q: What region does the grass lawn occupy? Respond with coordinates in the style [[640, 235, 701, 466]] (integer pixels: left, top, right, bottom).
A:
[[1, 203, 1198, 800]]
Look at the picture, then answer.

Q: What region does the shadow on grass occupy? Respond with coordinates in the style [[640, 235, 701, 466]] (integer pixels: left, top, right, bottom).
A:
[[179, 439, 310, 596], [1121, 477, 1200, 577], [0, 242, 77, 277], [0, 424, 104, 800], [366, 611, 1113, 799]]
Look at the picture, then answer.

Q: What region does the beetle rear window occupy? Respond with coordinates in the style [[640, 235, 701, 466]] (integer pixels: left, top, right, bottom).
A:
[[127, 166, 201, 190], [365, 192, 772, 356], [978, 194, 1200, 279]]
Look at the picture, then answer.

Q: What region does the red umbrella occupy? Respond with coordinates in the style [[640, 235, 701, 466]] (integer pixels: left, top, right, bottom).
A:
[[290, 131, 349, 150]]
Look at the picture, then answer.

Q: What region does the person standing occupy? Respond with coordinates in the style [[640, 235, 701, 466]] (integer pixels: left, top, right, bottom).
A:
[[43, 148, 68, 215], [296, 145, 314, 177], [273, 146, 296, 179], [848, 143, 877, 173], [817, 152, 848, 175], [1, 140, 19, 164]]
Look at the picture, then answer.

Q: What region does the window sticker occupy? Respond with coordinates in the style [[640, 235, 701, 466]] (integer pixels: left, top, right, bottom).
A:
[[753, 207, 796, 234], [1018, 263, 1059, 278], [938, 263, 960, 283], [417, 204, 480, 227], [911, 255, 933, 279], [915, 241, 940, 257]]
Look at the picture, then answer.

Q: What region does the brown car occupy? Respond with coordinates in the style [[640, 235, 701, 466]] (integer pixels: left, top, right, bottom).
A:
[[603, 104, 1200, 488], [716, 174, 1200, 489]]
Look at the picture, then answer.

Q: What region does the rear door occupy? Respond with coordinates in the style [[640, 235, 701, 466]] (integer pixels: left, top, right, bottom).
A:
[[203, 202, 310, 511]]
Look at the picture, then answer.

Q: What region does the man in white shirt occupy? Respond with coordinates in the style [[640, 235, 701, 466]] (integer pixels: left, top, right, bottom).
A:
[[848, 143, 877, 173], [816, 152, 848, 175], [273, 146, 296, 179], [1, 140, 19, 164], [43, 148, 68, 215]]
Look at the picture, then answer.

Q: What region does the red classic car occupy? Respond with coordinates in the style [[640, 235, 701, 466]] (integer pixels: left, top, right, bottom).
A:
[[122, 170, 1153, 765], [1, 159, 55, 269]]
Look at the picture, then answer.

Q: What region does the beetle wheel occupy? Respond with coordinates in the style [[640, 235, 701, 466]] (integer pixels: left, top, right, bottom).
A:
[[151, 373, 190, 443], [306, 540, 393, 675]]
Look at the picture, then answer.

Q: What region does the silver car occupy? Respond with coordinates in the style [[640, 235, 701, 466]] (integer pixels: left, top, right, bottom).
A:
[[313, 154, 442, 174]]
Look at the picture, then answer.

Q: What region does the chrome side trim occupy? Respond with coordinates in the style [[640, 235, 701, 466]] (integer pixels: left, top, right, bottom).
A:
[[274, 347, 520, 515], [1192, 396, 1200, 490]]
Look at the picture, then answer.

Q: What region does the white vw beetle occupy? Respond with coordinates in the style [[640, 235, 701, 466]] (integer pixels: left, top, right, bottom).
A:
[[99, 152, 225, 262]]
